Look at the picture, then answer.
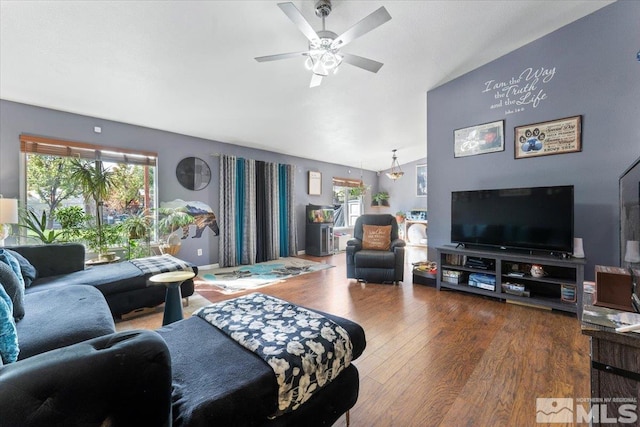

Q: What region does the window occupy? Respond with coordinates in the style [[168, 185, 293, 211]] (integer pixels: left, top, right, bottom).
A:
[[20, 134, 157, 246], [332, 177, 366, 227]]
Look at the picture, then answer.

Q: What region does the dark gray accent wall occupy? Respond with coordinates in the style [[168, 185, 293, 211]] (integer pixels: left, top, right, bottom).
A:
[[0, 100, 379, 266], [426, 1, 640, 280]]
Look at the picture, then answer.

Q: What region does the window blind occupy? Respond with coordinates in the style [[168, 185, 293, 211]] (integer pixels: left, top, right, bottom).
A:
[[20, 134, 157, 166], [332, 177, 365, 188]]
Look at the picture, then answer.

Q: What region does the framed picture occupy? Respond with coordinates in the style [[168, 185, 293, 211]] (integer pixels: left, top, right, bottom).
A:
[[514, 115, 582, 159], [308, 171, 321, 195], [416, 164, 427, 197], [454, 120, 504, 158]]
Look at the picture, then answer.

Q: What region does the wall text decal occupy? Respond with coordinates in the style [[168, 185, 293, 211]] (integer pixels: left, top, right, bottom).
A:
[[483, 66, 556, 115]]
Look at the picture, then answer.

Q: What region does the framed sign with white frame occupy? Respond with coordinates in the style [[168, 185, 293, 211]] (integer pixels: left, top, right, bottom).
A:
[[308, 171, 322, 195]]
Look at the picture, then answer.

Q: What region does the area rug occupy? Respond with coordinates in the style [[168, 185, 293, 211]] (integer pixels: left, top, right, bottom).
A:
[[194, 257, 334, 295]]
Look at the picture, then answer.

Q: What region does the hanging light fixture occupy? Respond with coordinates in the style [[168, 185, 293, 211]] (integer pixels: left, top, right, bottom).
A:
[[386, 149, 404, 181]]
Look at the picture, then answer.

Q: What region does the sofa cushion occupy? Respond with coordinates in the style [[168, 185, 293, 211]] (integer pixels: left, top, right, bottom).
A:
[[4, 249, 37, 288], [0, 249, 25, 289], [362, 224, 391, 250], [0, 284, 19, 364], [27, 262, 145, 294], [9, 243, 85, 279], [0, 262, 25, 321], [16, 285, 115, 360], [354, 250, 397, 268]]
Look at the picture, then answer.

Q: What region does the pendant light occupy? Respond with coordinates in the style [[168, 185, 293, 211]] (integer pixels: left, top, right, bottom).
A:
[[386, 149, 404, 180]]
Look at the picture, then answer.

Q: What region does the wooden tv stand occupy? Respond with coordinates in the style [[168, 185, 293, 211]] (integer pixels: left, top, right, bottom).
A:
[[436, 246, 586, 318]]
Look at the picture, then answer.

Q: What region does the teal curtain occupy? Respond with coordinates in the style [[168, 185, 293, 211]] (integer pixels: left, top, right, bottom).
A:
[[279, 165, 289, 257], [235, 159, 245, 262], [219, 156, 296, 266]]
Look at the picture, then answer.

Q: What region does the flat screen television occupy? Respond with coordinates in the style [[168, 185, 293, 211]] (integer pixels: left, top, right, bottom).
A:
[[451, 185, 574, 254]]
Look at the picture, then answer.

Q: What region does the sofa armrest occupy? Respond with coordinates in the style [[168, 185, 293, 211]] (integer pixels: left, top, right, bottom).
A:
[[0, 330, 172, 427], [10, 243, 86, 278]]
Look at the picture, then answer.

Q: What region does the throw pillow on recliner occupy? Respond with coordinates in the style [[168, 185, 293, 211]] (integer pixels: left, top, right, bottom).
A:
[[362, 225, 392, 251], [0, 253, 25, 321]]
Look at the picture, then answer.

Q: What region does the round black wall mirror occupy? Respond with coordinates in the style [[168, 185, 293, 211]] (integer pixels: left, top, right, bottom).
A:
[[176, 157, 211, 191]]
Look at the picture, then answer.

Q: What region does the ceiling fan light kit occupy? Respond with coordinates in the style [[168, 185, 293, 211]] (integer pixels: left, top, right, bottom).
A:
[[255, 0, 391, 87]]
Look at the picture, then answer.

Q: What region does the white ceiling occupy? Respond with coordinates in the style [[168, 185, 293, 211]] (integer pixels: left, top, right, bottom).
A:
[[0, 0, 613, 171]]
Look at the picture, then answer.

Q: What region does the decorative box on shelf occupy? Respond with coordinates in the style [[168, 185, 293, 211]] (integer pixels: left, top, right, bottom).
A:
[[594, 265, 638, 311], [468, 273, 495, 291], [443, 270, 464, 284]]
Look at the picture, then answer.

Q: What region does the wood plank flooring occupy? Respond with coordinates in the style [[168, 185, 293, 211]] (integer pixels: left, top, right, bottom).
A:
[[117, 249, 590, 427]]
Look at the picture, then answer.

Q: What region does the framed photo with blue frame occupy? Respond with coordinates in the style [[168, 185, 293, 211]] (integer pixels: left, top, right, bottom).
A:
[[416, 164, 427, 197]]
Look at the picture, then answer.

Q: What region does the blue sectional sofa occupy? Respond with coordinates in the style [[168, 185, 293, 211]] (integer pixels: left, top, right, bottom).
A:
[[0, 245, 367, 426], [10, 243, 196, 317]]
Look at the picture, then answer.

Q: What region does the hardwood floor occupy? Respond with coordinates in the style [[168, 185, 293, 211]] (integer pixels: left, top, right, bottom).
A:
[[117, 249, 590, 427]]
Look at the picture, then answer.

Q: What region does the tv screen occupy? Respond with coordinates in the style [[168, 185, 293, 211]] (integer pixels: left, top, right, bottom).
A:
[[451, 185, 574, 254]]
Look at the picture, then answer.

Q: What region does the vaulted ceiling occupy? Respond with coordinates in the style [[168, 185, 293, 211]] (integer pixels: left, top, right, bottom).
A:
[[0, 1, 613, 171]]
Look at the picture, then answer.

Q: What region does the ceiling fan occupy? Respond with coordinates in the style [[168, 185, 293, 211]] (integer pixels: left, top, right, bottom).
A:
[[255, 0, 392, 88]]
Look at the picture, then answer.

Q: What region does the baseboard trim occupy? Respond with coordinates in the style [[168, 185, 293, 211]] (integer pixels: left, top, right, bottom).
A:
[[198, 263, 219, 270]]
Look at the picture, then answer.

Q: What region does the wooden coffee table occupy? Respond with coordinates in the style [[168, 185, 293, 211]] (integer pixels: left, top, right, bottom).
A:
[[148, 270, 195, 325]]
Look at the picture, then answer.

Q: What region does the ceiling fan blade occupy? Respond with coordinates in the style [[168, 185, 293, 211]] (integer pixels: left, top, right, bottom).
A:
[[278, 2, 319, 42], [331, 6, 391, 49], [310, 74, 323, 88], [255, 51, 308, 62], [341, 53, 384, 73]]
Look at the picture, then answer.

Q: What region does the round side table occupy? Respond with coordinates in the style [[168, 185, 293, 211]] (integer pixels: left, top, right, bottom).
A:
[[148, 270, 195, 326]]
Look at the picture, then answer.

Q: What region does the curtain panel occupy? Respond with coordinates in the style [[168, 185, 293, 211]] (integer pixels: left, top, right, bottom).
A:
[[219, 155, 296, 267]]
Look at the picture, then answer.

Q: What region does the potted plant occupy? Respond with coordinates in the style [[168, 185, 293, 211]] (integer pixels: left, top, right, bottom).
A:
[[349, 182, 369, 198], [69, 159, 114, 259], [371, 191, 390, 207], [18, 208, 63, 244], [395, 211, 406, 224], [121, 211, 152, 240], [120, 212, 153, 259], [54, 205, 89, 242], [81, 223, 123, 260]]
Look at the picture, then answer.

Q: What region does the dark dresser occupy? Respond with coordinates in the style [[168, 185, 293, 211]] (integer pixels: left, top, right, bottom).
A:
[[582, 294, 640, 425]]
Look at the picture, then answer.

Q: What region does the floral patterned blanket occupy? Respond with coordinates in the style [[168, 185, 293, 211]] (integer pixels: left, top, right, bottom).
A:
[[194, 292, 353, 416]]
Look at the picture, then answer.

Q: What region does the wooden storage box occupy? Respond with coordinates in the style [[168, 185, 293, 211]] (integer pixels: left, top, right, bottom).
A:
[[594, 266, 633, 311]]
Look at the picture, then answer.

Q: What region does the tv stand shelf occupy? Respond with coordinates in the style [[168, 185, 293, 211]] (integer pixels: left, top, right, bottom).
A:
[[436, 246, 586, 318]]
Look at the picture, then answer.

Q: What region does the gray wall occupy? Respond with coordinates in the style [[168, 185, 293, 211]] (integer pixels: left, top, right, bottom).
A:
[[377, 157, 428, 216], [0, 100, 379, 266], [426, 1, 640, 280]]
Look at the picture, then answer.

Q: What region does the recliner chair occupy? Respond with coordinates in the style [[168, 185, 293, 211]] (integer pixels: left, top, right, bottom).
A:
[[346, 214, 406, 284]]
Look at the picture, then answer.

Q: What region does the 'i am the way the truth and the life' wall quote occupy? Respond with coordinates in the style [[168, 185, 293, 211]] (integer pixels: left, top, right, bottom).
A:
[[483, 66, 556, 115]]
